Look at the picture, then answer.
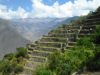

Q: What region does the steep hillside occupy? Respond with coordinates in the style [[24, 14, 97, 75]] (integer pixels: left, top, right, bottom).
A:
[[0, 7, 100, 75], [0, 17, 77, 59], [0, 19, 30, 59], [18, 7, 100, 75]]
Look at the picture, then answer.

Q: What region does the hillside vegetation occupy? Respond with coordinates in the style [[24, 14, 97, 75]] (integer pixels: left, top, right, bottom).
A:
[[34, 7, 100, 75], [0, 7, 100, 75]]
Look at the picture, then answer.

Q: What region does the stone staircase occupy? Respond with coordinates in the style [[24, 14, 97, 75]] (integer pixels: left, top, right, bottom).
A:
[[19, 24, 82, 75], [18, 9, 100, 75]]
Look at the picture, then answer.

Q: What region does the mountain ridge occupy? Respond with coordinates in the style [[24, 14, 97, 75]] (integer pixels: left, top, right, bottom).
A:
[[0, 17, 78, 59]]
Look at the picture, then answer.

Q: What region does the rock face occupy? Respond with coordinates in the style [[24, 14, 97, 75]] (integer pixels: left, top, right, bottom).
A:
[[0, 19, 30, 59]]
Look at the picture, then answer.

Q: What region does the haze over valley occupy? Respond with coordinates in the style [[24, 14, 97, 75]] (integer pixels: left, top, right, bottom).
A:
[[0, 17, 77, 58]]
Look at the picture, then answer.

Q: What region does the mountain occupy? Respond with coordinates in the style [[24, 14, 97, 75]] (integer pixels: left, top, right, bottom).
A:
[[0, 19, 30, 59], [0, 17, 78, 59], [10, 17, 78, 41]]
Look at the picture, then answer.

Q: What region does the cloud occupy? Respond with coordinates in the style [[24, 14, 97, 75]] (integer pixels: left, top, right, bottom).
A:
[[0, 0, 100, 19], [0, 4, 29, 19], [8, 7, 29, 19], [31, 0, 100, 18]]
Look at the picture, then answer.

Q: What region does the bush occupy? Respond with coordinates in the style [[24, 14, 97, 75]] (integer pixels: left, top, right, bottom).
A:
[[16, 47, 28, 58], [0, 47, 26, 74], [4, 53, 15, 60], [86, 45, 100, 71], [47, 45, 94, 75], [77, 37, 93, 49], [36, 69, 52, 75], [0, 60, 12, 75], [56, 62, 73, 75], [14, 65, 23, 73], [48, 51, 63, 71], [35, 66, 53, 75], [92, 25, 100, 44]]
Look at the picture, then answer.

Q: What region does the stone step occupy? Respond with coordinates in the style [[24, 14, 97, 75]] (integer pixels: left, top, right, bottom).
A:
[[66, 45, 74, 49], [28, 43, 37, 48], [49, 30, 79, 34], [29, 55, 47, 63], [43, 36, 67, 39], [79, 30, 93, 34], [48, 33, 70, 37], [53, 28, 79, 31], [24, 60, 42, 71], [37, 42, 63, 48], [49, 29, 79, 33], [28, 50, 52, 54], [37, 41, 64, 44], [78, 34, 95, 37], [48, 33, 77, 38], [28, 46, 60, 52], [68, 42, 77, 46], [40, 37, 67, 43], [35, 46, 60, 52], [42, 35, 77, 43], [28, 50, 51, 57], [86, 18, 100, 21], [85, 21, 100, 25], [82, 25, 96, 30], [24, 61, 36, 69], [58, 25, 81, 29]]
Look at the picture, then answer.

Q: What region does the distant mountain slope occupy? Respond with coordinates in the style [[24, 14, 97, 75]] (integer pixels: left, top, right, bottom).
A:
[[0, 17, 78, 59], [0, 19, 30, 59], [11, 17, 78, 41]]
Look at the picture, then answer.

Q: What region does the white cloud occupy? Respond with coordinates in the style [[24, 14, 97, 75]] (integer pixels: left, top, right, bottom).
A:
[[0, 4, 29, 19], [0, 0, 100, 19], [30, 0, 100, 18], [8, 7, 29, 19]]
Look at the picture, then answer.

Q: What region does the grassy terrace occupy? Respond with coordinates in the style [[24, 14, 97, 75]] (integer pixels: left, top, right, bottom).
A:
[[40, 37, 67, 43], [28, 46, 60, 52], [47, 33, 77, 38], [36, 42, 63, 48]]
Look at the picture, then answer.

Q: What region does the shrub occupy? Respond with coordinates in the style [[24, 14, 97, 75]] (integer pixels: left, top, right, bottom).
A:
[[92, 25, 100, 44], [4, 53, 15, 60], [36, 69, 52, 75], [35, 65, 53, 75], [14, 65, 23, 73], [16, 47, 28, 58], [77, 37, 93, 49], [48, 51, 63, 71], [86, 45, 100, 71], [0, 60, 12, 75]]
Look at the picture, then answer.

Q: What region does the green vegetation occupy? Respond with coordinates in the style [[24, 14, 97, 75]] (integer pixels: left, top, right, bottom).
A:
[[86, 25, 100, 71], [35, 25, 100, 75], [0, 6, 100, 75], [35, 66, 53, 75], [0, 47, 28, 75], [16, 47, 28, 58]]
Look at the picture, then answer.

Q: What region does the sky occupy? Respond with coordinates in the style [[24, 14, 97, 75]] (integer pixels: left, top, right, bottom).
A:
[[0, 0, 100, 19]]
